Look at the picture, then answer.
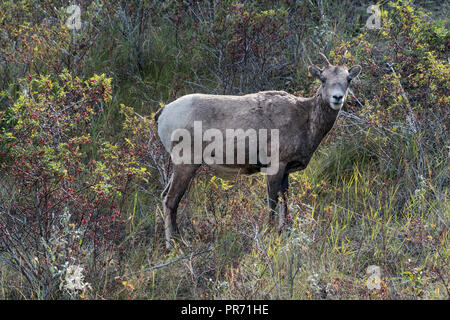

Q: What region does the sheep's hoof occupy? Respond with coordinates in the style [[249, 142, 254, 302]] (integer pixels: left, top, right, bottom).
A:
[[165, 236, 178, 250], [165, 239, 174, 250], [165, 229, 182, 249], [277, 223, 288, 234], [268, 213, 278, 228]]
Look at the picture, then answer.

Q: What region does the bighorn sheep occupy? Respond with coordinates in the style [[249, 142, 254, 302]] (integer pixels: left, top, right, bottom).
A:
[[156, 53, 361, 247]]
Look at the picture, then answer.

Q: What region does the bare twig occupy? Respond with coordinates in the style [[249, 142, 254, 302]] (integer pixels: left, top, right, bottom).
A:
[[125, 246, 213, 276]]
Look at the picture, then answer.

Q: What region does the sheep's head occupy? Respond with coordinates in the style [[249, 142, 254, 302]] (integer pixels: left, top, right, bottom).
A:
[[309, 53, 361, 111]]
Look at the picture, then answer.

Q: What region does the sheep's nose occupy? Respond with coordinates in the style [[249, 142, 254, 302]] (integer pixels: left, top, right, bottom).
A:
[[333, 95, 343, 102]]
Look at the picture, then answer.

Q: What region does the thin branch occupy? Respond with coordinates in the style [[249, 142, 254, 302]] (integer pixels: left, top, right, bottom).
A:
[[125, 246, 213, 277]]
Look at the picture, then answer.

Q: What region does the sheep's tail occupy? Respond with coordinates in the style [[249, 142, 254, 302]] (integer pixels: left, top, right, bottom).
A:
[[153, 107, 164, 123]]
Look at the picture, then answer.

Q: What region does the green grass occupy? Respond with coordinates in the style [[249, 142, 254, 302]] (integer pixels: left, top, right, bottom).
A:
[[0, 0, 448, 300], [76, 122, 446, 300]]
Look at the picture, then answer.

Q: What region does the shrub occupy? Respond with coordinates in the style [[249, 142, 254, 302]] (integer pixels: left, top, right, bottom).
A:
[[186, 1, 290, 93], [0, 71, 150, 298]]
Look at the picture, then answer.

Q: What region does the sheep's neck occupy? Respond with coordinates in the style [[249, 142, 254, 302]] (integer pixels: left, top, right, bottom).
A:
[[306, 88, 339, 151]]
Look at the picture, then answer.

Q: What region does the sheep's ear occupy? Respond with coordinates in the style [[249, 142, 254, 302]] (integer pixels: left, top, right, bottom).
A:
[[348, 65, 362, 81], [308, 66, 323, 81]]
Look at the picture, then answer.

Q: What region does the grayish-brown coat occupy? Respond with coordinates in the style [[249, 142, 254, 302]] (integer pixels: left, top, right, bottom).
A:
[[156, 57, 361, 248]]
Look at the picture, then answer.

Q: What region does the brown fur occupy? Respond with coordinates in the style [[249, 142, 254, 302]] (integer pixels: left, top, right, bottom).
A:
[[156, 58, 361, 248]]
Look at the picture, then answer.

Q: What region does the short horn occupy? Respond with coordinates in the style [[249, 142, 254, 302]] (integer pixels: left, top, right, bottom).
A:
[[319, 52, 332, 67]]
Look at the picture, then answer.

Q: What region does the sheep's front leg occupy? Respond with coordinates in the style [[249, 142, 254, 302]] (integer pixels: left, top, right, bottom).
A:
[[163, 164, 199, 248], [279, 172, 289, 231], [266, 163, 287, 230]]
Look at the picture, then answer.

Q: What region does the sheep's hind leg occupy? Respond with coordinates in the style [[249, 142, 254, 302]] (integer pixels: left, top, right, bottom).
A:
[[163, 164, 199, 248]]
